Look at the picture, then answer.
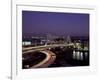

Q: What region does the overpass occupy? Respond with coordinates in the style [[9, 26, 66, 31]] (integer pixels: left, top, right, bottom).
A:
[[22, 43, 74, 54]]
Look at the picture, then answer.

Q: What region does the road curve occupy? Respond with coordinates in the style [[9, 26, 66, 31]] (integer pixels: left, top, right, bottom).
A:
[[30, 50, 56, 68]]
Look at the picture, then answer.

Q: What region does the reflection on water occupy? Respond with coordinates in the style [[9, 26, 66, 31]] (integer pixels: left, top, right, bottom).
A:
[[72, 50, 89, 61], [73, 51, 84, 60], [85, 52, 88, 58], [73, 50, 76, 59], [49, 47, 89, 67], [80, 52, 83, 60]]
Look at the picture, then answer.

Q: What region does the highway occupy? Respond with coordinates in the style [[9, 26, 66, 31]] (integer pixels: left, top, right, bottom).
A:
[[22, 43, 74, 53], [30, 50, 56, 68], [22, 43, 71, 68], [22, 43, 89, 68]]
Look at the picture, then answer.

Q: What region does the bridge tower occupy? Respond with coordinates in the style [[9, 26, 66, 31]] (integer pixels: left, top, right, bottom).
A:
[[66, 35, 72, 44]]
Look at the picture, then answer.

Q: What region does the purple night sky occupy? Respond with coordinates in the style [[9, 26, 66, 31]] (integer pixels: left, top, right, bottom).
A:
[[22, 11, 89, 36]]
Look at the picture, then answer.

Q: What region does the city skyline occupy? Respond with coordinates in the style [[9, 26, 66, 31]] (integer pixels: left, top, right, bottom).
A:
[[22, 11, 89, 36], [22, 11, 89, 68]]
